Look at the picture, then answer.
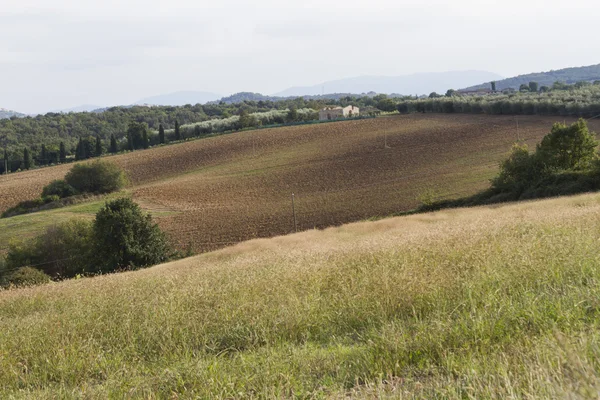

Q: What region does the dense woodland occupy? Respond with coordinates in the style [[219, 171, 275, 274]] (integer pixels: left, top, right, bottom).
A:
[[3, 80, 600, 174]]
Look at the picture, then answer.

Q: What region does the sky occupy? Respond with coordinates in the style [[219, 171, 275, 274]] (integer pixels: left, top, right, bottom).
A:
[[1, 0, 600, 114]]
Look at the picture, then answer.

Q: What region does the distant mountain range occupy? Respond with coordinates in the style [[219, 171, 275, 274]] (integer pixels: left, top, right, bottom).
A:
[[274, 71, 504, 97], [135, 91, 222, 106], [463, 64, 600, 91], [0, 108, 26, 119]]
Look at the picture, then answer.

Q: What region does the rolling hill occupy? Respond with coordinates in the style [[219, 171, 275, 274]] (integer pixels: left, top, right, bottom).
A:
[[2, 113, 595, 254], [275, 70, 503, 97], [1, 189, 600, 397], [464, 63, 600, 91]]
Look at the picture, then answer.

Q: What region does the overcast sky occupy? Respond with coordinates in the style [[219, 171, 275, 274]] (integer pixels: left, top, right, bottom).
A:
[[2, 0, 599, 114]]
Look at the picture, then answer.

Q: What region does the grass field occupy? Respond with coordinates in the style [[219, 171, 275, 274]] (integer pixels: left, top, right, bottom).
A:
[[1, 192, 600, 398], [2, 114, 598, 252]]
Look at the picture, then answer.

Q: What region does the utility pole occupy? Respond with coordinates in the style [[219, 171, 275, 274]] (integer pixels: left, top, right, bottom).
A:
[[291, 193, 297, 233]]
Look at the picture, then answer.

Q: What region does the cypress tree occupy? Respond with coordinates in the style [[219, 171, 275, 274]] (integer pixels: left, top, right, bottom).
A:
[[127, 133, 134, 151], [59, 142, 67, 163], [110, 134, 118, 153], [95, 136, 103, 157], [142, 130, 149, 149], [159, 124, 165, 144], [75, 138, 84, 161], [23, 147, 32, 170], [41, 144, 47, 165], [174, 120, 181, 141], [3, 148, 8, 174]]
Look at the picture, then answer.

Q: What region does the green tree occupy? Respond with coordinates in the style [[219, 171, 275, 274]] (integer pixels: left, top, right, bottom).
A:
[[2, 148, 8, 174], [95, 136, 103, 157], [529, 81, 539, 92], [42, 180, 78, 198], [519, 84, 530, 92], [5, 219, 94, 279], [536, 119, 598, 171], [491, 81, 497, 91], [492, 144, 541, 191], [23, 147, 32, 170], [127, 122, 148, 150], [445, 89, 456, 97], [40, 144, 48, 165], [127, 133, 134, 151], [65, 160, 127, 194], [93, 198, 171, 271], [59, 141, 67, 163], [110, 134, 118, 154], [159, 124, 165, 144], [174, 120, 181, 141], [287, 107, 298, 123]]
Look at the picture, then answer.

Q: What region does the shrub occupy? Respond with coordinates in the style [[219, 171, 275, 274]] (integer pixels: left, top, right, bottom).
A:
[[491, 144, 543, 192], [6, 219, 94, 279], [42, 179, 78, 198], [93, 198, 171, 272], [65, 160, 127, 194], [1, 267, 51, 288], [536, 119, 598, 171]]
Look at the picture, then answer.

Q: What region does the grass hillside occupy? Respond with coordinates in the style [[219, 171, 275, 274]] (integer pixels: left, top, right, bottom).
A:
[[1, 192, 600, 397], [3, 114, 595, 253]]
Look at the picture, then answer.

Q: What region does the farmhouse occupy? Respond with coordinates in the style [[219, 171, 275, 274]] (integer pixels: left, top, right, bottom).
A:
[[319, 105, 359, 121]]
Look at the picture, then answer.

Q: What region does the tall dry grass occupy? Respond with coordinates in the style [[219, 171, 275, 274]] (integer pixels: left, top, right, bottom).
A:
[[2, 193, 600, 398]]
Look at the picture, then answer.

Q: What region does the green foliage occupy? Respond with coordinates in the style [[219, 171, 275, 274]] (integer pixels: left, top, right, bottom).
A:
[[95, 136, 103, 157], [109, 134, 118, 153], [492, 144, 541, 192], [491, 81, 496, 91], [41, 180, 78, 199], [65, 160, 127, 194], [158, 124, 165, 144], [174, 120, 181, 141], [23, 147, 32, 170], [93, 198, 171, 272], [536, 119, 598, 171], [287, 107, 298, 122], [0, 267, 50, 288], [6, 219, 94, 278], [127, 122, 149, 150], [59, 142, 67, 163], [529, 81, 539, 92]]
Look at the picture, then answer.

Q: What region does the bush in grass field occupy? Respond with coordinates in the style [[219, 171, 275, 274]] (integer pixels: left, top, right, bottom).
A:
[[5, 219, 94, 279], [41, 179, 78, 199], [93, 198, 171, 272], [1, 267, 51, 288], [65, 160, 127, 194]]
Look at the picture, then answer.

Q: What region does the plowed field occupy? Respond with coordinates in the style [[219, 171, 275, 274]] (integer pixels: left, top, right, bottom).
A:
[[2, 114, 592, 252]]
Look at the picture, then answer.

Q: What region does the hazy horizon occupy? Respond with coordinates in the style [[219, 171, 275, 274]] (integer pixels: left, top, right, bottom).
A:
[[2, 0, 599, 114]]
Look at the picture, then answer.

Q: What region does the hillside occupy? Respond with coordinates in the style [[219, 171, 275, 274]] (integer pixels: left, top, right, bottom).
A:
[[464, 63, 600, 91], [3, 114, 595, 254], [275, 70, 503, 97], [2, 191, 600, 397]]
